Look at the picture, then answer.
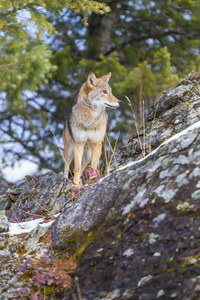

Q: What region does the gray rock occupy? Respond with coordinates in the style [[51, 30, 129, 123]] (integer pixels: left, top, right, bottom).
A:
[[5, 171, 72, 222], [63, 134, 200, 299], [25, 225, 49, 252], [0, 234, 25, 298], [50, 72, 200, 299], [113, 70, 200, 169], [0, 211, 9, 233], [0, 195, 8, 211], [50, 178, 121, 254], [0, 171, 73, 299]]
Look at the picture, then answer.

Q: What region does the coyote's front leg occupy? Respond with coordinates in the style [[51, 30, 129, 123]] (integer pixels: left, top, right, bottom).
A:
[[73, 142, 85, 186]]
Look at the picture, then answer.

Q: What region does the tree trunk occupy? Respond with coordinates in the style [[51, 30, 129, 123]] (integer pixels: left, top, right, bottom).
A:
[[87, 0, 117, 59]]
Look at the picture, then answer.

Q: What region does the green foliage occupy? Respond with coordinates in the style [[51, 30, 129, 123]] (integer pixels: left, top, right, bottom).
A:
[[0, 43, 56, 107], [67, 0, 110, 25], [79, 47, 179, 100], [1, 0, 200, 179], [184, 54, 200, 76], [153, 47, 179, 94], [78, 52, 127, 81], [114, 61, 155, 99], [0, 0, 110, 107]]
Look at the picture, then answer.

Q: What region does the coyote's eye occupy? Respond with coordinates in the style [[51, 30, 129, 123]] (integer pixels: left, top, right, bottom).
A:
[[102, 90, 107, 94]]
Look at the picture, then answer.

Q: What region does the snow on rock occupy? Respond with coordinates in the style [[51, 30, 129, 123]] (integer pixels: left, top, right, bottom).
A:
[[8, 214, 60, 235]]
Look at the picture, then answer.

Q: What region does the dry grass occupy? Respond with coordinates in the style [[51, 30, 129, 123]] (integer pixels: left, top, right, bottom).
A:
[[178, 82, 200, 119], [125, 95, 145, 157], [72, 276, 82, 300], [103, 132, 120, 174], [126, 95, 160, 157]]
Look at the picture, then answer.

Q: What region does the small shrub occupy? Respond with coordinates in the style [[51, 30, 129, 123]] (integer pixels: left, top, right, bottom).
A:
[[17, 245, 76, 299]]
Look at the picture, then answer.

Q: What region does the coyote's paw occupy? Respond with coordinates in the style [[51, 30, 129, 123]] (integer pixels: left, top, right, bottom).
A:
[[72, 179, 82, 187]]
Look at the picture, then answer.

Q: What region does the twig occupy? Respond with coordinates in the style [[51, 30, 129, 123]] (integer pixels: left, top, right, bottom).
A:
[[103, 141, 109, 174], [31, 198, 51, 213], [18, 290, 25, 300], [179, 100, 200, 118], [142, 99, 145, 154], [75, 276, 82, 300], [105, 132, 120, 172], [0, 62, 19, 69], [125, 95, 145, 157], [21, 210, 45, 218], [149, 102, 159, 153]]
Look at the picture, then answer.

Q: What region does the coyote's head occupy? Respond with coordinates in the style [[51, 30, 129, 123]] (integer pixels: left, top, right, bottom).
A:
[[85, 72, 121, 110]]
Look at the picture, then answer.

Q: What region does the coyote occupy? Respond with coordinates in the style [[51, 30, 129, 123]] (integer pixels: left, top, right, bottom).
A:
[[63, 72, 121, 186]]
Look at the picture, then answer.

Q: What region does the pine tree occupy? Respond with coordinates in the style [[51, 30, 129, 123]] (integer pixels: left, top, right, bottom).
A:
[[1, 0, 200, 178]]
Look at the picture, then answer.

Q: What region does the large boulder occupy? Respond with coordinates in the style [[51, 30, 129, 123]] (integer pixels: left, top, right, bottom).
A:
[[50, 71, 200, 299], [5, 171, 72, 222], [115, 70, 200, 168], [52, 121, 200, 300]]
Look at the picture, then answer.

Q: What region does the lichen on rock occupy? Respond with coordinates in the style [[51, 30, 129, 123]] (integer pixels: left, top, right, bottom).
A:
[[1, 71, 200, 299]]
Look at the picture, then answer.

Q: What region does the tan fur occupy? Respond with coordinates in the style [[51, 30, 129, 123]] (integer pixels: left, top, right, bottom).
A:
[[63, 72, 121, 186]]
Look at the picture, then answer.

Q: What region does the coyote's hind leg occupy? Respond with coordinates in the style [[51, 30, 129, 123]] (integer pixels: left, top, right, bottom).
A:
[[63, 130, 73, 178]]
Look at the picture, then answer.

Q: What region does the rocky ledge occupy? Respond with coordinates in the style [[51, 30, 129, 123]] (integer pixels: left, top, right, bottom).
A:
[[1, 71, 200, 300]]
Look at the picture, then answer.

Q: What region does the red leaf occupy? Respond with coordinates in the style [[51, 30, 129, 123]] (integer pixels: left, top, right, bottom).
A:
[[31, 291, 41, 300], [1, 180, 14, 187], [47, 279, 54, 285]]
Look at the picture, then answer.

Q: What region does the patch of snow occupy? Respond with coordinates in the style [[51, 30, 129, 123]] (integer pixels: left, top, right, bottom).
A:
[[98, 121, 200, 187], [97, 173, 110, 184], [117, 120, 200, 172], [8, 214, 60, 235], [3, 160, 38, 183], [40, 219, 58, 228]]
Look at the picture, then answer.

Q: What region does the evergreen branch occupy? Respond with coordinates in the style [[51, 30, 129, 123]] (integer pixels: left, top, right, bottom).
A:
[[0, 113, 63, 150], [102, 29, 192, 57], [26, 100, 65, 124], [0, 62, 19, 69], [1, 127, 58, 172]]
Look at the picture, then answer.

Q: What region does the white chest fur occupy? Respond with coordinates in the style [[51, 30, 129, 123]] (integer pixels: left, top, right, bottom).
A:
[[73, 125, 106, 143], [71, 102, 107, 144]]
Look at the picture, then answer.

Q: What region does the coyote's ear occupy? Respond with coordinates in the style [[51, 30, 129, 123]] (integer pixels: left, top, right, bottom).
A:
[[87, 73, 97, 87], [101, 72, 111, 83]]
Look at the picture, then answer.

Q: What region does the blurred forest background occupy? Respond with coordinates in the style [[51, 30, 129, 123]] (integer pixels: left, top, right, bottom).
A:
[[1, 0, 200, 181]]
